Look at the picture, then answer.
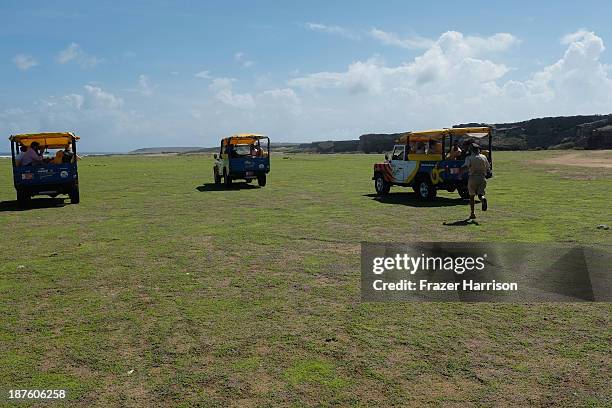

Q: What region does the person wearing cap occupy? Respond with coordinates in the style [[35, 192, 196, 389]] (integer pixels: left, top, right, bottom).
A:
[[447, 141, 462, 160], [21, 141, 43, 166], [461, 143, 490, 219]]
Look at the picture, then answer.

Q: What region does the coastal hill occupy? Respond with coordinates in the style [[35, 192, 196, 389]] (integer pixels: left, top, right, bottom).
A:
[[295, 114, 612, 153], [128, 114, 612, 155]]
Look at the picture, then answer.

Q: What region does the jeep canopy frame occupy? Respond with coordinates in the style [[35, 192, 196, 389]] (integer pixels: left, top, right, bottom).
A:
[[396, 126, 493, 167], [9, 132, 80, 167], [219, 133, 270, 157], [8, 132, 81, 206]]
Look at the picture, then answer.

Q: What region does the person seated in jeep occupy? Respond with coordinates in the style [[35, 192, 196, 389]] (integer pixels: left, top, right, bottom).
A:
[[53, 143, 78, 164], [459, 139, 475, 160], [21, 142, 44, 166], [251, 142, 263, 157], [15, 144, 28, 166], [448, 142, 462, 160], [428, 140, 442, 154]]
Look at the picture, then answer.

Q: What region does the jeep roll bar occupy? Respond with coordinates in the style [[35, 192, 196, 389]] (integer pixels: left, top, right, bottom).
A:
[[9, 133, 79, 168]]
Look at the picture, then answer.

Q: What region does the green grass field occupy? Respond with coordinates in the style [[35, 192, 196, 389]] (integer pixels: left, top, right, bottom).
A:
[[1, 151, 610, 407]]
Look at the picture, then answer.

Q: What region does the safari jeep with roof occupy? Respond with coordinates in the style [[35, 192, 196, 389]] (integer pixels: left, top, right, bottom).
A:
[[213, 134, 270, 187], [9, 132, 81, 206], [372, 127, 493, 200]]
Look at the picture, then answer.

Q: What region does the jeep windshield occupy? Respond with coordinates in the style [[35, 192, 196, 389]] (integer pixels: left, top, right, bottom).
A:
[[233, 144, 251, 156]]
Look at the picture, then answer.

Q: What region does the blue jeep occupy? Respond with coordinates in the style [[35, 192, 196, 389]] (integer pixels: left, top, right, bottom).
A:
[[213, 134, 270, 187], [9, 132, 80, 206]]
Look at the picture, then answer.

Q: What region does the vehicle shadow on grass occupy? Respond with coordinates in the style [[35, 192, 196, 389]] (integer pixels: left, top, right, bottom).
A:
[[0, 198, 68, 212], [364, 192, 467, 208], [196, 182, 260, 192]]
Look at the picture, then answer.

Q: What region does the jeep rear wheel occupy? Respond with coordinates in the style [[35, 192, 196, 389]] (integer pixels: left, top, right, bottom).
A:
[[374, 174, 390, 195], [17, 189, 30, 207], [257, 174, 266, 187], [415, 177, 436, 200], [69, 186, 80, 204]]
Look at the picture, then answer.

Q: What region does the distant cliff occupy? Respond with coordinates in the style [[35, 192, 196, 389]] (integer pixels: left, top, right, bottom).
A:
[[455, 114, 612, 150], [292, 114, 612, 153], [130, 114, 612, 155]]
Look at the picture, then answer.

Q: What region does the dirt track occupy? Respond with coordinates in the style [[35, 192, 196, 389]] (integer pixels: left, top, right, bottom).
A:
[[538, 150, 612, 168]]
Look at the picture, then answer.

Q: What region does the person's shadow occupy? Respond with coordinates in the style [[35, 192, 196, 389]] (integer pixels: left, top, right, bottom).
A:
[[443, 218, 480, 226], [0, 198, 68, 212], [196, 182, 259, 192], [363, 192, 466, 208]]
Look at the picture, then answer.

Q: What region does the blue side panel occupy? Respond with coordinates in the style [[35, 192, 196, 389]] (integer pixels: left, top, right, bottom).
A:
[[416, 160, 437, 175], [13, 163, 78, 186], [438, 160, 468, 182], [229, 157, 270, 173]]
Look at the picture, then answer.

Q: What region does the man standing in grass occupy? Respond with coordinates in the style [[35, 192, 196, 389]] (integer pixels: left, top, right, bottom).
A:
[[462, 143, 490, 219]]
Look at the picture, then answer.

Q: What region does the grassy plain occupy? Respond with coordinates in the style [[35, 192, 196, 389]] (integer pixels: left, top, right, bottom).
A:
[[0, 151, 610, 407]]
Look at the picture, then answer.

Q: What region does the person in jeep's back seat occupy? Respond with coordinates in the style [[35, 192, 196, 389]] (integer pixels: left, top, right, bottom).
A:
[[21, 142, 43, 166], [53, 143, 77, 164], [15, 144, 28, 166], [448, 142, 462, 160]]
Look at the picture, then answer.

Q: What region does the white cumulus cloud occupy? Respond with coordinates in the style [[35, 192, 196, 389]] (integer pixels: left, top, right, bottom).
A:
[[369, 28, 433, 49], [138, 74, 157, 96], [234, 52, 255, 68], [13, 54, 38, 70], [289, 30, 519, 95], [304, 22, 359, 40], [83, 85, 124, 109], [0, 84, 135, 151], [498, 30, 612, 114], [195, 70, 212, 79], [209, 78, 255, 109], [3, 29, 611, 151], [56, 43, 103, 68], [287, 29, 611, 135]]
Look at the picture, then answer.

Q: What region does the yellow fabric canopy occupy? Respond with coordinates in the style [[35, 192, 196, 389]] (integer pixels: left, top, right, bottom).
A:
[[223, 134, 267, 145], [397, 127, 490, 143], [9, 132, 80, 149]]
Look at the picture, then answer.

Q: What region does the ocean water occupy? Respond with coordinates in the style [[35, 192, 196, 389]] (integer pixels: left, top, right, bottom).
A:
[[0, 152, 122, 158]]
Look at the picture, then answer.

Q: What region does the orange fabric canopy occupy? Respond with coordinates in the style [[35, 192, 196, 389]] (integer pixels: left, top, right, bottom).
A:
[[223, 134, 267, 145], [397, 127, 491, 143], [9, 132, 79, 149]]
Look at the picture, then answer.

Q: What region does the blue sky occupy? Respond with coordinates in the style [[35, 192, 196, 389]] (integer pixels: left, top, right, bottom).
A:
[[2, 1, 612, 151]]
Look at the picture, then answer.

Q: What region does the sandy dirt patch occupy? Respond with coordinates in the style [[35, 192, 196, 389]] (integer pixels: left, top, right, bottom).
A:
[[538, 150, 612, 168]]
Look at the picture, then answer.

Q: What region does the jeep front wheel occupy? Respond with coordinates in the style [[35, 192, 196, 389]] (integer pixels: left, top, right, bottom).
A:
[[223, 168, 232, 186], [374, 174, 390, 195]]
